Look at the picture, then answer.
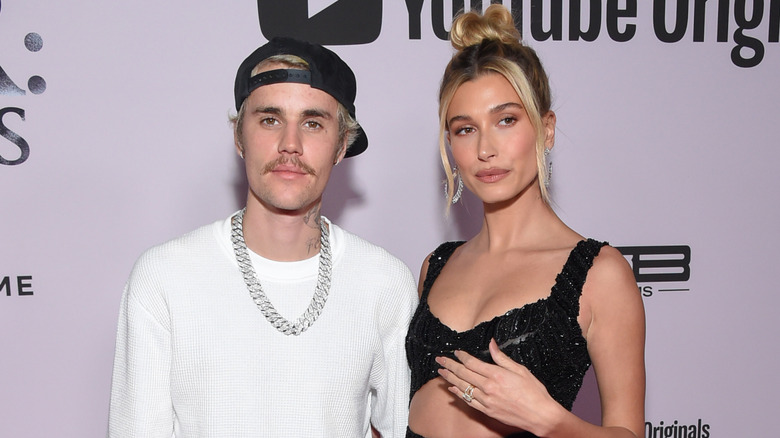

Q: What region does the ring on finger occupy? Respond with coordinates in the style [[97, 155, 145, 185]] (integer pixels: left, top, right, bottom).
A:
[[463, 384, 476, 402]]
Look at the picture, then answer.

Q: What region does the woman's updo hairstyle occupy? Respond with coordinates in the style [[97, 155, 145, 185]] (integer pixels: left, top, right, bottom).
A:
[[439, 4, 553, 205]]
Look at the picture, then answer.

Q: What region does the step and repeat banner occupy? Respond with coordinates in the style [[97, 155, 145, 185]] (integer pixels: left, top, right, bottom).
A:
[[2, 1, 778, 436]]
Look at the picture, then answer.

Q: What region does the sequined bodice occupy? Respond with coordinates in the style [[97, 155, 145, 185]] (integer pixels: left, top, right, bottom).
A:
[[405, 239, 606, 410]]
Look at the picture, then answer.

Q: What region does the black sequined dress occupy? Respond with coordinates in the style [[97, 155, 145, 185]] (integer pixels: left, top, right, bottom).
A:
[[405, 239, 606, 438]]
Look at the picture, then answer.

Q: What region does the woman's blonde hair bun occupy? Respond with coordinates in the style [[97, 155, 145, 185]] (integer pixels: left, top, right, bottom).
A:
[[450, 4, 521, 50]]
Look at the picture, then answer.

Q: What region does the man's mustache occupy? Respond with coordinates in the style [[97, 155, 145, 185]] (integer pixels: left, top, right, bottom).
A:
[[262, 156, 317, 176]]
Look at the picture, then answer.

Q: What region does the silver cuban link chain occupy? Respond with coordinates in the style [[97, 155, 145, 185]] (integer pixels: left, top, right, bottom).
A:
[[231, 208, 332, 336]]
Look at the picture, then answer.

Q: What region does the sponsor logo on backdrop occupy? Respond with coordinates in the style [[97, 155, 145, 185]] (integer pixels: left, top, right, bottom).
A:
[[0, 3, 46, 166], [646, 418, 711, 438], [256, 0, 382, 44], [1, 275, 34, 297], [256, 1, 777, 67], [403, 0, 778, 68], [617, 245, 691, 297]]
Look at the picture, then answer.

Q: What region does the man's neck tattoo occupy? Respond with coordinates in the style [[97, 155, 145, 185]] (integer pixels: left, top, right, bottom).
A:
[[303, 205, 321, 229]]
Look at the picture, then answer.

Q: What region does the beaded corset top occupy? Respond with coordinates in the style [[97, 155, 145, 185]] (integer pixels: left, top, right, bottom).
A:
[[405, 239, 606, 410]]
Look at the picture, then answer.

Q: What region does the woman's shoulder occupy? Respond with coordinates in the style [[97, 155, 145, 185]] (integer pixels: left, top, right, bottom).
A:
[[421, 240, 467, 271], [417, 240, 466, 297], [582, 243, 643, 311], [588, 244, 633, 283]]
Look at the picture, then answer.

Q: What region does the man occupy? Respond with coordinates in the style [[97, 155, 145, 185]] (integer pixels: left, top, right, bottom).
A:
[[108, 38, 418, 437]]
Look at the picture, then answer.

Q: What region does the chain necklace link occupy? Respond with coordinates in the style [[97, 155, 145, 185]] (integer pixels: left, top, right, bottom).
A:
[[231, 208, 332, 336]]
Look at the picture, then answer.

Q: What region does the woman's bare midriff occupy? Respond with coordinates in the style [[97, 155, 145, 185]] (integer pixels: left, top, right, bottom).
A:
[[408, 377, 526, 438]]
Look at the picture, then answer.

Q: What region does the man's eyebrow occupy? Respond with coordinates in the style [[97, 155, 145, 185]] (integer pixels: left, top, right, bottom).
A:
[[252, 106, 282, 115], [250, 107, 333, 120], [301, 108, 333, 119]]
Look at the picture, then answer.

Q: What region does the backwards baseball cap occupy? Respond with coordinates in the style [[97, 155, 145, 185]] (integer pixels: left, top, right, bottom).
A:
[[234, 37, 368, 158]]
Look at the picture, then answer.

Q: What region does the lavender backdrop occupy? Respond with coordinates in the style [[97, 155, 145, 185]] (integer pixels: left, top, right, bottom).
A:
[[2, 1, 778, 436]]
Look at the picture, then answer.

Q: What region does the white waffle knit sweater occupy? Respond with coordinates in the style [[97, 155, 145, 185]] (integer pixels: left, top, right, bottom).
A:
[[108, 215, 418, 438]]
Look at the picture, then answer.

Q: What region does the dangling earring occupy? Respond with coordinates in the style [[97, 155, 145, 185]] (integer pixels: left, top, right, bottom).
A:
[[544, 148, 552, 188], [444, 167, 464, 204]]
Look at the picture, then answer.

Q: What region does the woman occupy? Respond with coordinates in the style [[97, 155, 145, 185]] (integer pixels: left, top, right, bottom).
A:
[[405, 5, 645, 438]]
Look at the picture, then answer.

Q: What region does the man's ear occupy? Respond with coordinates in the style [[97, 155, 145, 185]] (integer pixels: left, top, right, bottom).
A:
[[334, 139, 348, 165], [234, 127, 244, 159]]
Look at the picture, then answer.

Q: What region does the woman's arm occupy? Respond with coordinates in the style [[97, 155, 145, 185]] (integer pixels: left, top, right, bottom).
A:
[[573, 245, 646, 437]]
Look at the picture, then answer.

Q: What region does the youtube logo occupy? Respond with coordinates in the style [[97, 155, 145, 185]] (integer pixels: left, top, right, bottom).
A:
[[257, 0, 382, 45]]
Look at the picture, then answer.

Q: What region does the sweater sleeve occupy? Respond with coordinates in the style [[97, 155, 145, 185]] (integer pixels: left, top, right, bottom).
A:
[[108, 262, 174, 437], [368, 261, 419, 438]]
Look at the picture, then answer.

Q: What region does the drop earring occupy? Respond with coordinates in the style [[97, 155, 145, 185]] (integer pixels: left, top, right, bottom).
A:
[[444, 167, 464, 204], [544, 148, 552, 188]]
